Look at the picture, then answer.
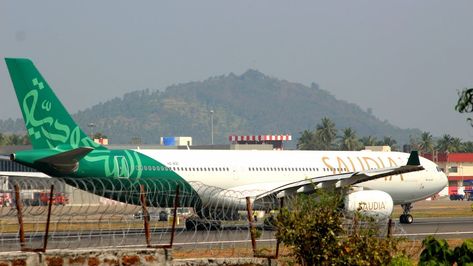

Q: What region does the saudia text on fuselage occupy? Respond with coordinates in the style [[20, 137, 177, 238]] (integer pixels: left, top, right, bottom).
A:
[[321, 155, 404, 181], [357, 201, 386, 211]]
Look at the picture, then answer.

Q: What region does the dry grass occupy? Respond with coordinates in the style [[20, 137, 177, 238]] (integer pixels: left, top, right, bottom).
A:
[[392, 197, 473, 218]]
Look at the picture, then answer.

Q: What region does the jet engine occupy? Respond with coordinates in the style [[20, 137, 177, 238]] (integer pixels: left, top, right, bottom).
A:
[[344, 190, 394, 219]]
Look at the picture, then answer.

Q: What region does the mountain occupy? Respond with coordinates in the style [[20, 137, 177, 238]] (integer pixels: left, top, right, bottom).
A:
[[0, 69, 421, 148]]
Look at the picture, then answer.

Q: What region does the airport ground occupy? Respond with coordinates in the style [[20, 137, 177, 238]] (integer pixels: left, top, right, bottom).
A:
[[2, 197, 473, 263]]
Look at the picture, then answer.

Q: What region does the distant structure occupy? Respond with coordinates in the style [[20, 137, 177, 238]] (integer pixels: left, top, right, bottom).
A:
[[364, 146, 391, 152], [422, 152, 473, 196], [160, 136, 192, 146], [94, 138, 109, 145], [229, 134, 292, 150]]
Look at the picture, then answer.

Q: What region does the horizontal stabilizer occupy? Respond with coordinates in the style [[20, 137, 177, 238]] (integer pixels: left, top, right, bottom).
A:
[[36, 147, 93, 175], [12, 147, 93, 176], [37, 147, 93, 165]]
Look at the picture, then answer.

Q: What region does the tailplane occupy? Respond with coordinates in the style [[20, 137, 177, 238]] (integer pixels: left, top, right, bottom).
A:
[[5, 58, 105, 150]]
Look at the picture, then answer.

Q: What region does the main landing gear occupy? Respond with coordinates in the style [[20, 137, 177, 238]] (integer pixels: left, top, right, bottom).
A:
[[399, 203, 413, 224]]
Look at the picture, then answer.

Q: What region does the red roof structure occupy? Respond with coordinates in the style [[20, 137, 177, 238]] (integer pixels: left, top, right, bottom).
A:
[[422, 153, 473, 163]]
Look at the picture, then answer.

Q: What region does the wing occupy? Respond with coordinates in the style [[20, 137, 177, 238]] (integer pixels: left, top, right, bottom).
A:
[[0, 171, 51, 178], [255, 151, 424, 200]]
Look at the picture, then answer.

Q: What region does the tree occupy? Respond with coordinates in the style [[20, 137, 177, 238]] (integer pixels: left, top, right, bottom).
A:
[[315, 117, 337, 150], [436, 134, 454, 152], [297, 129, 317, 150], [463, 141, 473, 152], [276, 190, 345, 265], [360, 135, 378, 147], [418, 132, 434, 154], [275, 189, 400, 265], [451, 137, 463, 152], [456, 88, 473, 126], [93, 132, 108, 139], [339, 128, 361, 151], [377, 136, 398, 151]]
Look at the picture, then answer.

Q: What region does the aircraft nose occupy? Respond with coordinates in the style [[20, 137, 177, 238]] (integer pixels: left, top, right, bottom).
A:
[[439, 172, 448, 189]]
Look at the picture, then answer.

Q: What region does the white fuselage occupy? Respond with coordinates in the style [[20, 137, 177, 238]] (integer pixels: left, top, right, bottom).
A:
[[135, 149, 448, 205]]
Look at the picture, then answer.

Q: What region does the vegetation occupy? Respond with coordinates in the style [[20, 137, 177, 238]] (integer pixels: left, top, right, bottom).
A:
[[0, 133, 30, 146], [298, 117, 473, 152], [275, 189, 400, 265], [339, 127, 362, 151], [418, 236, 473, 265], [456, 88, 473, 126]]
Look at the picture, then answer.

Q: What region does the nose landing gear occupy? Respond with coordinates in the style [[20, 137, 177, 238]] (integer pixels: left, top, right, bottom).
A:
[[399, 203, 413, 224]]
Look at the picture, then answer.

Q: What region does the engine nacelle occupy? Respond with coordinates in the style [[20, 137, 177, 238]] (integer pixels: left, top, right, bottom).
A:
[[344, 190, 393, 219]]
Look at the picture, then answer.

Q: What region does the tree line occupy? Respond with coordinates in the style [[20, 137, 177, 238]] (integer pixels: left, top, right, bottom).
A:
[[0, 133, 30, 146], [297, 117, 473, 153]]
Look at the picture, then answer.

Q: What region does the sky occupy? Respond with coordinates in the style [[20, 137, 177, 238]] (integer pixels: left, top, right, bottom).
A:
[[1, 1, 473, 140]]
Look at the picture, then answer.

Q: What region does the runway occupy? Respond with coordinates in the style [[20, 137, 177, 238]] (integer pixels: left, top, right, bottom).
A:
[[2, 216, 473, 252], [395, 216, 473, 239]]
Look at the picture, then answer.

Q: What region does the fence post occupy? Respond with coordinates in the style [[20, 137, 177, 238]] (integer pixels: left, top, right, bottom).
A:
[[14, 185, 26, 250], [139, 185, 151, 247], [169, 185, 180, 247], [274, 197, 284, 258], [387, 218, 393, 238], [41, 185, 54, 252], [246, 196, 257, 255]]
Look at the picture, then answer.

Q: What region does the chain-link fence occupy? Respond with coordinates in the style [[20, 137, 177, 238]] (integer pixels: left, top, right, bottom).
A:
[[0, 176, 408, 258]]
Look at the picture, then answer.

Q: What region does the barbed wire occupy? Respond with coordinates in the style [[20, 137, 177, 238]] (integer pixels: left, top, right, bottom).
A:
[[0, 176, 408, 257]]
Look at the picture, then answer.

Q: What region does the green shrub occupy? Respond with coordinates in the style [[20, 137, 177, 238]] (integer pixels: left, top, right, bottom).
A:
[[389, 254, 413, 266], [419, 236, 453, 265], [275, 190, 344, 265], [275, 189, 401, 265], [454, 239, 473, 265]]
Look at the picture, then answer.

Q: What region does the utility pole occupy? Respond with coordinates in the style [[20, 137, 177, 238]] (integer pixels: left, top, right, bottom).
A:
[[88, 123, 95, 140], [210, 110, 214, 145]]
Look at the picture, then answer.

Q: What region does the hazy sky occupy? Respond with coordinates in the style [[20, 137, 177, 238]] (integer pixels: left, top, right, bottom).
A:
[[1, 1, 473, 139]]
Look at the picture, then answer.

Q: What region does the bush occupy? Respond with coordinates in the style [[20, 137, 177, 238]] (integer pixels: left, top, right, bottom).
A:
[[419, 236, 473, 265], [454, 239, 473, 265], [275, 189, 400, 265]]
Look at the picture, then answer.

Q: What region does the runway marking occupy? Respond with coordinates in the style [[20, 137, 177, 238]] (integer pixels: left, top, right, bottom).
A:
[[395, 231, 473, 237]]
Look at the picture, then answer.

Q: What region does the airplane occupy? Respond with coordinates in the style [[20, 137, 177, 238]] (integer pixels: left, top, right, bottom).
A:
[[2, 58, 447, 226]]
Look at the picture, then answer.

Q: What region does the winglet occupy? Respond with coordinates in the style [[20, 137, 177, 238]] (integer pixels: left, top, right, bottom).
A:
[[407, 151, 420, 166]]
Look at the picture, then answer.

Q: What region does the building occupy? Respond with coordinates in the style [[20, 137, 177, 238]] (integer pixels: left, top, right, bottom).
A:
[[422, 152, 473, 195], [229, 134, 292, 150]]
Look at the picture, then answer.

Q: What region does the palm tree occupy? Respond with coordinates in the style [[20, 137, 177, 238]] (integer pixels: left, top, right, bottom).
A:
[[297, 129, 317, 150], [378, 136, 398, 151], [463, 141, 473, 152], [418, 132, 434, 154], [436, 134, 454, 152], [451, 137, 463, 152], [339, 128, 361, 151], [315, 117, 337, 150], [360, 135, 378, 147]]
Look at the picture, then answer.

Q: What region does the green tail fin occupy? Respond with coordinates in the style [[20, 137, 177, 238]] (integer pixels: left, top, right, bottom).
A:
[[5, 58, 105, 150]]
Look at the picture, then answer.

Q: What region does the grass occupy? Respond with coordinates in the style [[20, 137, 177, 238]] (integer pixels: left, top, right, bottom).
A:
[[392, 197, 473, 218]]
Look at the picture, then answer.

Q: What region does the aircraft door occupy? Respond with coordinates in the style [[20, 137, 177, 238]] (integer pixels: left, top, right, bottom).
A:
[[114, 156, 130, 178]]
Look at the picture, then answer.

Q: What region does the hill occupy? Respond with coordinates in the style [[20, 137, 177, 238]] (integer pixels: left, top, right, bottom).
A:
[[0, 69, 421, 148]]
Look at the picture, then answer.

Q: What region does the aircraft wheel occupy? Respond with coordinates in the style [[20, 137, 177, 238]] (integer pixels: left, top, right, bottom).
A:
[[400, 214, 414, 224], [399, 214, 405, 223], [405, 214, 413, 224]]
